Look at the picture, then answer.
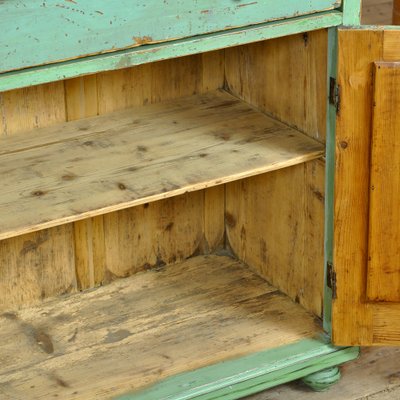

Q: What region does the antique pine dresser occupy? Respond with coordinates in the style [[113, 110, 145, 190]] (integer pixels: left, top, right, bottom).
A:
[[0, 1, 399, 399]]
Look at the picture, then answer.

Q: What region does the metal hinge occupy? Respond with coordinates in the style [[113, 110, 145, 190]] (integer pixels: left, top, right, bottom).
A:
[[327, 261, 337, 300], [329, 77, 340, 114]]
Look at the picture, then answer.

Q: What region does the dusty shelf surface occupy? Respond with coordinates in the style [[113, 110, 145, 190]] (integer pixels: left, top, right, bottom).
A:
[[0, 89, 324, 241], [0, 255, 322, 399]]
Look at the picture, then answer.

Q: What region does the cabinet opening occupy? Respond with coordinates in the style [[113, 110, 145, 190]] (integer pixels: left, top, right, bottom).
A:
[[0, 30, 327, 398]]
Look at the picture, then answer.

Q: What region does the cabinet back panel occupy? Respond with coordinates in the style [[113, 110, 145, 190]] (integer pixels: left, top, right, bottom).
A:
[[226, 161, 325, 318], [224, 29, 327, 143], [0, 52, 225, 309]]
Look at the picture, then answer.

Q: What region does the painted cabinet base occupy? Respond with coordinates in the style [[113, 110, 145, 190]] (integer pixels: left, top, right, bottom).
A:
[[116, 337, 359, 400], [302, 367, 341, 392]]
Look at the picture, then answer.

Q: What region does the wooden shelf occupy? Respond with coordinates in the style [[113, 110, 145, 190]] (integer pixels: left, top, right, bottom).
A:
[[0, 255, 322, 399], [0, 90, 324, 241]]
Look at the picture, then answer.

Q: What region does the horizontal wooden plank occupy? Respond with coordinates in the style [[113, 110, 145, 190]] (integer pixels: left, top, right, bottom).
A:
[[0, 90, 324, 240], [0, 255, 323, 399], [1, 1, 340, 74], [0, 11, 343, 93]]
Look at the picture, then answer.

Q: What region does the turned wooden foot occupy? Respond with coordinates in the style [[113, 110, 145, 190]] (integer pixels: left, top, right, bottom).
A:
[[302, 367, 341, 392]]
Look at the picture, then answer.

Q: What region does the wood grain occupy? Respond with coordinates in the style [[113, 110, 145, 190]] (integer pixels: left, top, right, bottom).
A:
[[333, 28, 383, 346], [224, 30, 327, 142], [226, 160, 325, 318], [366, 62, 400, 302], [0, 82, 77, 311], [0, 226, 76, 312], [0, 255, 322, 399], [0, 89, 323, 242]]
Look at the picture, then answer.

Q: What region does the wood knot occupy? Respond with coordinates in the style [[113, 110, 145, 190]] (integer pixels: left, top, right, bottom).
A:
[[32, 190, 45, 197], [118, 183, 126, 190], [339, 141, 348, 149]]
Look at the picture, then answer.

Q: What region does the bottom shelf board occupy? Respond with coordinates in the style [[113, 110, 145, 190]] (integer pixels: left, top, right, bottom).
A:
[[0, 255, 323, 399]]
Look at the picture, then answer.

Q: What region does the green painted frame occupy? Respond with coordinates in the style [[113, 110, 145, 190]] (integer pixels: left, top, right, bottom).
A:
[[1, 0, 341, 74], [323, 27, 339, 335], [0, 11, 342, 92], [115, 336, 359, 400]]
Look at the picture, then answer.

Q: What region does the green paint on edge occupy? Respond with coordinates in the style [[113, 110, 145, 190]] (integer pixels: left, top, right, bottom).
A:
[[115, 336, 359, 400], [342, 0, 361, 25], [0, 11, 342, 93], [323, 27, 338, 335]]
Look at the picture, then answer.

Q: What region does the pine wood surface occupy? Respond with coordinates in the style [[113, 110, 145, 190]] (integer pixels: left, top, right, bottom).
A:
[[0, 255, 322, 400], [226, 160, 325, 318], [0, 89, 323, 242], [333, 27, 400, 345], [223, 30, 327, 318], [0, 52, 227, 308], [366, 62, 400, 302], [64, 52, 226, 291]]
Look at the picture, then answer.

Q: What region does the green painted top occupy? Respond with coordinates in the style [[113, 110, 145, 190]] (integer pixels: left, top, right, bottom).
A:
[[2, 0, 341, 74]]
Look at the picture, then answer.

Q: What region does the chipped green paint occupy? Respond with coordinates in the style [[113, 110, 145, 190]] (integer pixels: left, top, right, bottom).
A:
[[115, 336, 359, 400], [302, 367, 341, 391], [1, 0, 342, 74], [323, 27, 338, 335], [342, 0, 361, 25], [0, 11, 343, 93]]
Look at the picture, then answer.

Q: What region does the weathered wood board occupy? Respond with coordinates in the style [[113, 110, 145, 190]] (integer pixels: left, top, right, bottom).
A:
[[366, 62, 400, 302], [226, 160, 325, 318], [0, 89, 323, 241], [0, 255, 322, 399], [333, 28, 400, 346]]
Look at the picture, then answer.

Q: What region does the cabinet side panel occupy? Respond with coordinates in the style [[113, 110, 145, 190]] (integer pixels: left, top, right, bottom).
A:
[[226, 161, 325, 317], [64, 51, 226, 288], [224, 30, 327, 143], [0, 83, 78, 311]]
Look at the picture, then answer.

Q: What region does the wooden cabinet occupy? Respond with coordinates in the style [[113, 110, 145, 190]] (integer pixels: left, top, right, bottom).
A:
[[0, 1, 398, 399]]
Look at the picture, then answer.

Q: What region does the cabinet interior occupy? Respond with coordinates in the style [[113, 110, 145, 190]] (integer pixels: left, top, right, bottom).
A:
[[0, 29, 328, 398]]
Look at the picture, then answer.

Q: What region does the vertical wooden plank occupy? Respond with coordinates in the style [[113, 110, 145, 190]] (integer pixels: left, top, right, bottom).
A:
[[204, 186, 225, 253], [0, 226, 76, 311], [0, 82, 66, 136], [65, 75, 99, 120], [0, 83, 77, 309], [366, 62, 400, 302], [333, 29, 383, 345], [225, 30, 327, 142], [103, 192, 206, 279], [64, 75, 106, 289], [226, 161, 325, 318]]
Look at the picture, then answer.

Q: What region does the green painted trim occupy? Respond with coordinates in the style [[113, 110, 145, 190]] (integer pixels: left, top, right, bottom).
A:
[[342, 0, 361, 25], [0, 11, 343, 93], [302, 367, 341, 391], [0, 0, 341, 74], [115, 336, 359, 400], [323, 27, 338, 336]]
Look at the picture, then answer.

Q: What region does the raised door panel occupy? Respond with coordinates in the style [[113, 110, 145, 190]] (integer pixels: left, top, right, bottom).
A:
[[366, 62, 400, 302]]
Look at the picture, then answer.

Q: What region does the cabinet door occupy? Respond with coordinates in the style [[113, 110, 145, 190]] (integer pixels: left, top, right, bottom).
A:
[[333, 27, 400, 345]]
